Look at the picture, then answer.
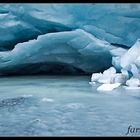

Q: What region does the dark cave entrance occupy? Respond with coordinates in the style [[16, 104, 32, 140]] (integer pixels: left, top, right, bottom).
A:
[[0, 62, 91, 76]]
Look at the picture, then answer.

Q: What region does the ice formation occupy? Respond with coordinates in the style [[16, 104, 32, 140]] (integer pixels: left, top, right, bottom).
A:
[[91, 73, 102, 82], [0, 29, 113, 75], [91, 39, 140, 91], [0, 3, 140, 76], [97, 83, 121, 91], [126, 78, 140, 87], [120, 39, 140, 69]]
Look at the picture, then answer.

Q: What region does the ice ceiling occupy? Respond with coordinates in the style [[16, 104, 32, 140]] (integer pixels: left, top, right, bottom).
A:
[[0, 3, 140, 75]]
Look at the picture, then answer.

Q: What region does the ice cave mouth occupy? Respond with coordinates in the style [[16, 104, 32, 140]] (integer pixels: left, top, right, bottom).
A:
[[0, 4, 140, 76], [0, 62, 92, 76]]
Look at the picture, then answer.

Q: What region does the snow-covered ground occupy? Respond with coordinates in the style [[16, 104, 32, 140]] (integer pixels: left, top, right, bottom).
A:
[[0, 75, 140, 136]]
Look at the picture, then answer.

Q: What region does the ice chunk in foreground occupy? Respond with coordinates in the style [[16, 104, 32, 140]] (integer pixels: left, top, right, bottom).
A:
[[126, 78, 140, 87], [97, 73, 127, 85], [91, 72, 102, 82], [103, 67, 116, 76], [94, 66, 127, 86], [113, 74, 128, 84], [98, 76, 114, 84], [97, 83, 121, 91], [97, 67, 116, 84]]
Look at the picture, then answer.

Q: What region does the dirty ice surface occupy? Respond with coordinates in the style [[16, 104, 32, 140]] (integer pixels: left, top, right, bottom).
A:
[[0, 75, 140, 136]]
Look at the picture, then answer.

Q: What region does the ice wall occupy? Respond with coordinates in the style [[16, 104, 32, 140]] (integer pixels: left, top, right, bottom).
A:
[[0, 4, 140, 75]]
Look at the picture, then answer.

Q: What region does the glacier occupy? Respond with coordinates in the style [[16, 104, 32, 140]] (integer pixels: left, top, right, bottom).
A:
[[90, 39, 140, 90], [1, 3, 140, 136], [0, 29, 113, 75], [0, 4, 140, 75]]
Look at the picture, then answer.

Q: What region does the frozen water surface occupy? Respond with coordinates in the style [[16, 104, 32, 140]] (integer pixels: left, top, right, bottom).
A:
[[0, 75, 140, 136]]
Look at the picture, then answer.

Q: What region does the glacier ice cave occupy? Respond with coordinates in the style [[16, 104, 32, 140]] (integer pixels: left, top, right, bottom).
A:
[[1, 3, 140, 136], [0, 3, 140, 87]]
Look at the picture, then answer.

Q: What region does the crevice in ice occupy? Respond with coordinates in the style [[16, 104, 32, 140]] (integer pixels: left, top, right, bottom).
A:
[[82, 25, 120, 39], [111, 43, 130, 49]]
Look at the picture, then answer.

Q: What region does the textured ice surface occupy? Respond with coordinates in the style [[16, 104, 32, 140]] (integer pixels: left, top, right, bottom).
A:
[[0, 4, 140, 74], [0, 29, 113, 74], [0, 3, 140, 48]]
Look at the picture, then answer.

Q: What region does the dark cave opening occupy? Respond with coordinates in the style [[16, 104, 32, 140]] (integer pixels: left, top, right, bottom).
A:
[[0, 62, 91, 77]]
